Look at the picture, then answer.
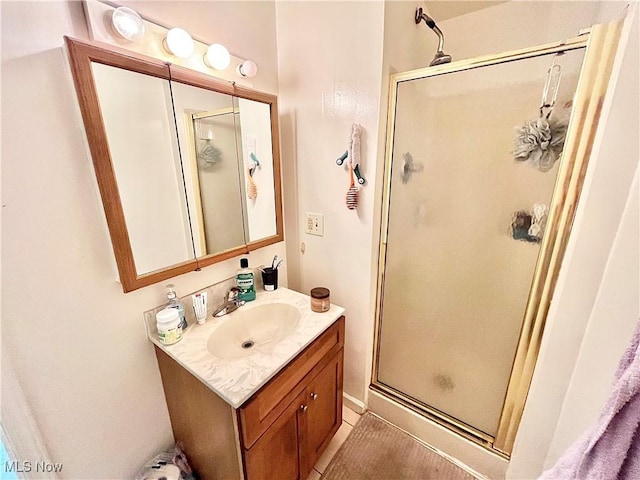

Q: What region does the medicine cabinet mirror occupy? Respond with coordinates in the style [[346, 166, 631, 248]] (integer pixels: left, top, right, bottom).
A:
[[65, 37, 283, 292]]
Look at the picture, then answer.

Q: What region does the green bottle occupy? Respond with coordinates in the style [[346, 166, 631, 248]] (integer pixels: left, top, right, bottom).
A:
[[236, 258, 256, 302]]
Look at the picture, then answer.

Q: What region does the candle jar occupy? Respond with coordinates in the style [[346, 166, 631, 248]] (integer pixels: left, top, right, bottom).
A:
[[310, 287, 331, 313]]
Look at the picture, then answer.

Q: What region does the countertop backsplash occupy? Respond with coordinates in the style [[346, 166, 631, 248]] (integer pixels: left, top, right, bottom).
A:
[[144, 268, 264, 338]]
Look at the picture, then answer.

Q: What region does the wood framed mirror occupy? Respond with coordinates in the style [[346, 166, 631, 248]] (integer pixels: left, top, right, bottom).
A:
[[65, 37, 283, 292]]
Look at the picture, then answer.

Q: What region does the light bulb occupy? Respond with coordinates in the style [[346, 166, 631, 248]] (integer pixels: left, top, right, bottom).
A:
[[164, 28, 194, 59], [111, 7, 144, 41], [236, 60, 258, 78], [204, 44, 231, 70]]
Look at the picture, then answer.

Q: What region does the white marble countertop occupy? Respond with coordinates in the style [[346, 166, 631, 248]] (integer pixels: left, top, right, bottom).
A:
[[146, 287, 345, 409]]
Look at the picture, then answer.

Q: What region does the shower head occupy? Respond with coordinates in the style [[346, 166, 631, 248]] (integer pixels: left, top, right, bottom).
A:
[[430, 51, 453, 66], [415, 7, 452, 67]]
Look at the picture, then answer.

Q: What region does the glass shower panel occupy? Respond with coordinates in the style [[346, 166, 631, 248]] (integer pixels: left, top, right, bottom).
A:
[[191, 108, 247, 255], [169, 81, 248, 259], [376, 49, 585, 437]]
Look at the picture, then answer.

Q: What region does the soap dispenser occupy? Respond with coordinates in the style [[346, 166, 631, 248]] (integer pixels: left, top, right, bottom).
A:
[[165, 284, 187, 330], [236, 258, 256, 302]]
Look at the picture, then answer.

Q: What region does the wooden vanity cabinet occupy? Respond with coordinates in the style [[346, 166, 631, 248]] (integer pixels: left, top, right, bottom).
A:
[[242, 390, 305, 480], [155, 316, 345, 480], [304, 351, 343, 470], [243, 350, 343, 480]]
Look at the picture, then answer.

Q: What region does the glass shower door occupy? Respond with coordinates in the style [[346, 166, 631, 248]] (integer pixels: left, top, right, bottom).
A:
[[376, 49, 585, 439]]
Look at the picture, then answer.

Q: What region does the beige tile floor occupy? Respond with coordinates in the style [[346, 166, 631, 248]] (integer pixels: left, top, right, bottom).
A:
[[306, 406, 362, 480]]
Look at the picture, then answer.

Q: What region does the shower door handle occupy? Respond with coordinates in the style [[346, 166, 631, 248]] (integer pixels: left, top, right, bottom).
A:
[[401, 152, 424, 184]]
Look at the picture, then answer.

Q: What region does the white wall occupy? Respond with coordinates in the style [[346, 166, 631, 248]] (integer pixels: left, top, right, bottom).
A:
[[547, 169, 639, 466], [382, 0, 626, 79], [1, 1, 282, 478], [275, 1, 385, 407]]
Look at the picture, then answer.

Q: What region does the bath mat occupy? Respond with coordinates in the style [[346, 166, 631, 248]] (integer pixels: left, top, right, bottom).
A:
[[321, 412, 477, 480]]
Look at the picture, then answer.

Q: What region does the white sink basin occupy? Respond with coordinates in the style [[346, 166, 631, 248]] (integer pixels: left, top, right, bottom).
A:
[[207, 303, 300, 358]]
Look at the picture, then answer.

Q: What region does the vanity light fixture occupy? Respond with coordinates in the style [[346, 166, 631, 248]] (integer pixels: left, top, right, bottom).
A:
[[204, 43, 231, 70], [164, 27, 195, 59], [111, 7, 145, 41], [236, 60, 258, 78]]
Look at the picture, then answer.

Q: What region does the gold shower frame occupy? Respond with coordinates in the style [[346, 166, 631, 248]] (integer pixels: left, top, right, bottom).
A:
[[372, 20, 622, 456]]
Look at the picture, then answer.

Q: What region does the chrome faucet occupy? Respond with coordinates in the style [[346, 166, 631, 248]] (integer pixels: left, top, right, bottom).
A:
[[212, 287, 245, 318]]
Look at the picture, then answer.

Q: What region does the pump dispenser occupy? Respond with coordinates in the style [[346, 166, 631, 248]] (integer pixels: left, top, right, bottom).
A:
[[165, 284, 187, 330], [236, 258, 256, 302]]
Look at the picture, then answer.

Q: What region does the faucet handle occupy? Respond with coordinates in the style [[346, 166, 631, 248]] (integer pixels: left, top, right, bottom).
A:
[[227, 287, 245, 307], [212, 288, 245, 318]]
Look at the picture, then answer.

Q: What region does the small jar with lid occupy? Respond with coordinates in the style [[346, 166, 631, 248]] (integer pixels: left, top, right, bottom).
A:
[[156, 308, 183, 345], [310, 287, 331, 313]]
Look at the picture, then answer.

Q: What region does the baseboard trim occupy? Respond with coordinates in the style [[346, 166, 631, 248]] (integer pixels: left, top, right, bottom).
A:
[[343, 392, 367, 414]]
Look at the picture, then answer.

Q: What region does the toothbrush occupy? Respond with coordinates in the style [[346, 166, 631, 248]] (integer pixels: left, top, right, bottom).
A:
[[192, 292, 208, 325]]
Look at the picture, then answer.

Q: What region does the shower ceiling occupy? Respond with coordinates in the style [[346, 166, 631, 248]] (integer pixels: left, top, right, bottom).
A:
[[425, 1, 508, 22]]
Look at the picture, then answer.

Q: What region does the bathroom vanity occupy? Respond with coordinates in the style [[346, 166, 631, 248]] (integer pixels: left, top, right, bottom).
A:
[[147, 288, 345, 479]]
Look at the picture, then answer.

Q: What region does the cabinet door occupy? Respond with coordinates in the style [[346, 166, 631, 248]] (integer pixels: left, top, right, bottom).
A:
[[244, 391, 305, 480], [304, 349, 344, 470]]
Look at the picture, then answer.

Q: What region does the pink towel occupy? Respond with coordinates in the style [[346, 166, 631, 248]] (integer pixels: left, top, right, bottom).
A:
[[540, 319, 640, 479]]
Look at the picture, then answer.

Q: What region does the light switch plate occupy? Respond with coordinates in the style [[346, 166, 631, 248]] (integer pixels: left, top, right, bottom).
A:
[[305, 213, 324, 236]]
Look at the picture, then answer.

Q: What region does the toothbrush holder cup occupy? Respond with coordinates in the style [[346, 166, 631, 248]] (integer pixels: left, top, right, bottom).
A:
[[261, 267, 278, 291]]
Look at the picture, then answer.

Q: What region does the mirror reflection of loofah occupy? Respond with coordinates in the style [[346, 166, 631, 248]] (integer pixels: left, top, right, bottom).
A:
[[197, 141, 222, 166], [514, 116, 567, 172]]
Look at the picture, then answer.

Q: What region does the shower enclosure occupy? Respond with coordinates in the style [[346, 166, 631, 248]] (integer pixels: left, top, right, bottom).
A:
[[372, 21, 622, 456]]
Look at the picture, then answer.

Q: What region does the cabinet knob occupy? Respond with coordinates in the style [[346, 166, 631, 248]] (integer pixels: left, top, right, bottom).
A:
[[310, 392, 318, 400], [300, 404, 308, 412]]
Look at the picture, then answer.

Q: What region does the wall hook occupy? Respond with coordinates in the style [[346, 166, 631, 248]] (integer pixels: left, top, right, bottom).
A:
[[249, 152, 260, 177], [353, 164, 365, 185]]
